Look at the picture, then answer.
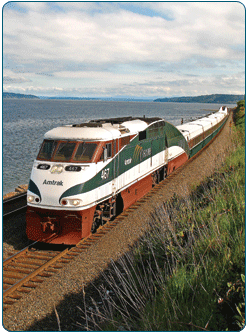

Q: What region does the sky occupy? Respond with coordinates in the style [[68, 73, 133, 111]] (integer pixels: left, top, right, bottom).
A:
[[2, 1, 246, 98]]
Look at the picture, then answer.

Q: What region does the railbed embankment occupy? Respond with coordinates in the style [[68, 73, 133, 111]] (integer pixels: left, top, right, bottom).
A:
[[3, 184, 28, 200], [3, 186, 29, 260], [3, 111, 234, 331]]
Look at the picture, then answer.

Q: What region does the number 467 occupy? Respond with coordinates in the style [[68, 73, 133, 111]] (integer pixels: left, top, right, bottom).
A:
[[101, 168, 110, 180]]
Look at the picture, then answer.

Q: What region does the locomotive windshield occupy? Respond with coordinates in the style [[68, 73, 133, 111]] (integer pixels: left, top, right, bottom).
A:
[[37, 140, 97, 163], [73, 142, 97, 162], [38, 140, 57, 160]]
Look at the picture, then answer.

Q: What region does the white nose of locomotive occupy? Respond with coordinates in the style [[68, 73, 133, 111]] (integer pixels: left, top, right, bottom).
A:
[[27, 161, 94, 209]]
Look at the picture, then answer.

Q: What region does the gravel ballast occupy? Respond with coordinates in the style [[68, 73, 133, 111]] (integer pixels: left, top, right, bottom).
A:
[[3, 114, 233, 331]]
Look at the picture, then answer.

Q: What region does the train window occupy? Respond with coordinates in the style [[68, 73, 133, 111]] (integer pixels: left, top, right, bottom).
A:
[[106, 143, 112, 158], [73, 142, 97, 162], [139, 130, 146, 141], [100, 142, 112, 160], [37, 140, 57, 160], [53, 142, 76, 161]]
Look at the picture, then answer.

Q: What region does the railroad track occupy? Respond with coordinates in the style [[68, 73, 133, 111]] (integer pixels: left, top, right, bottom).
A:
[[3, 114, 231, 310], [2, 217, 127, 310], [0, 160, 214, 309], [3, 195, 163, 310], [3, 192, 27, 218]]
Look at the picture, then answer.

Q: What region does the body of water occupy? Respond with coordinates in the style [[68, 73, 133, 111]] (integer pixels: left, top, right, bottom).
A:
[[2, 99, 236, 195]]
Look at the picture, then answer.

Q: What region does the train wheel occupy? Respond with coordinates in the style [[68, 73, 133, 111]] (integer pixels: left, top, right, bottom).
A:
[[91, 207, 103, 233], [152, 166, 167, 187], [164, 165, 168, 179], [91, 195, 122, 234], [152, 170, 160, 186]]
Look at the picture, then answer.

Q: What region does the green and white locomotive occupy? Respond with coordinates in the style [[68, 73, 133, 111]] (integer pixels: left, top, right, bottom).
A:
[[26, 107, 228, 244]]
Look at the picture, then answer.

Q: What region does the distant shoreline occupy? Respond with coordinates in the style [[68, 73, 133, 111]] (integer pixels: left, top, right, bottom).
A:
[[3, 92, 39, 99], [154, 93, 244, 104], [3, 92, 244, 104]]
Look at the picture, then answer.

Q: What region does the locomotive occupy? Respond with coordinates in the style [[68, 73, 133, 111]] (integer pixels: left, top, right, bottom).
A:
[[26, 106, 228, 244]]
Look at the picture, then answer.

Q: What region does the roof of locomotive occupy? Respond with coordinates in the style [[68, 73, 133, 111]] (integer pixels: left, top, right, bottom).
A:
[[44, 116, 163, 141]]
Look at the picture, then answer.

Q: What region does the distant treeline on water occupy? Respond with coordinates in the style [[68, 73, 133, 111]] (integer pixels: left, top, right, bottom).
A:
[[3, 92, 39, 99], [154, 93, 245, 104], [3, 92, 244, 104]]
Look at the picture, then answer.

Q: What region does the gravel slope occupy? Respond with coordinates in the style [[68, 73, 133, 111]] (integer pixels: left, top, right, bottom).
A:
[[3, 114, 233, 331]]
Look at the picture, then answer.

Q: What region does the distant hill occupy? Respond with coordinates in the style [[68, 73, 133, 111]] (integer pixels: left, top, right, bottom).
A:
[[3, 92, 40, 99], [154, 94, 244, 104], [39, 96, 153, 102]]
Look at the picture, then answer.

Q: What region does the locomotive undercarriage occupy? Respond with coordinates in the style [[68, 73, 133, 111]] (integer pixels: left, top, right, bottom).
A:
[[151, 165, 167, 186], [91, 193, 124, 233], [91, 197, 116, 233]]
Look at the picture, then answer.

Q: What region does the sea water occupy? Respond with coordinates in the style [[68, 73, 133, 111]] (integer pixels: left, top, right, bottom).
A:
[[2, 99, 236, 195]]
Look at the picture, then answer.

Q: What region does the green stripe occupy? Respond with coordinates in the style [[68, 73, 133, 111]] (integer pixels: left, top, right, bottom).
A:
[[28, 179, 42, 200]]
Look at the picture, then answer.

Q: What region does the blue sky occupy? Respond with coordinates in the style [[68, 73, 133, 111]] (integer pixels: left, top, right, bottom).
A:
[[3, 1, 245, 98]]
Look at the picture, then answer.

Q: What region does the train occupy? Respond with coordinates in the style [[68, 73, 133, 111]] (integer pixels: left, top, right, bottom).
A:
[[26, 106, 228, 244]]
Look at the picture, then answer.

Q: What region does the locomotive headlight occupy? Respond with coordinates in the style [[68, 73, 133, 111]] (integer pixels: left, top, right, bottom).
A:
[[60, 198, 82, 206], [27, 195, 35, 203], [51, 165, 64, 174], [27, 195, 40, 203], [72, 199, 81, 206]]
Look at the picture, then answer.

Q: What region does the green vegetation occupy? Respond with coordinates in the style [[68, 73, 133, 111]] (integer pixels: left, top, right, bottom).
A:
[[234, 100, 245, 141], [3, 92, 39, 99], [79, 104, 245, 331], [154, 94, 245, 104]]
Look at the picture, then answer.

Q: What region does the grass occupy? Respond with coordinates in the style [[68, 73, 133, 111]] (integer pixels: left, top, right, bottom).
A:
[[77, 103, 245, 331]]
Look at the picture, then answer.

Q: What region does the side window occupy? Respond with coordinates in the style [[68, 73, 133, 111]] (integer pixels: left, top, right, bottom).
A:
[[100, 142, 112, 160], [139, 130, 146, 141], [106, 143, 112, 158]]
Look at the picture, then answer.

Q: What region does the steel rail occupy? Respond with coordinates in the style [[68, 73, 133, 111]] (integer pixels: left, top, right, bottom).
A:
[[3, 240, 39, 266], [3, 233, 58, 266], [3, 205, 27, 218], [3, 191, 27, 218], [3, 247, 69, 299]]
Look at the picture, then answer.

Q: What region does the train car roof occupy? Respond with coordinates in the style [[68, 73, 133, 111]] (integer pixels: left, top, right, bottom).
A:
[[44, 118, 153, 140], [177, 110, 225, 139]]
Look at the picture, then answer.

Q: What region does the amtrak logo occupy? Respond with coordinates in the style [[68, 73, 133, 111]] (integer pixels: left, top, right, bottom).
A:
[[133, 145, 152, 162], [133, 145, 143, 161], [43, 180, 63, 186]]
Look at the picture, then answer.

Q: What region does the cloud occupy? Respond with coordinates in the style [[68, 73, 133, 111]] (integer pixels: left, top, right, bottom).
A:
[[4, 70, 244, 98], [4, 2, 245, 64], [3, 2, 245, 97], [3, 75, 32, 83]]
